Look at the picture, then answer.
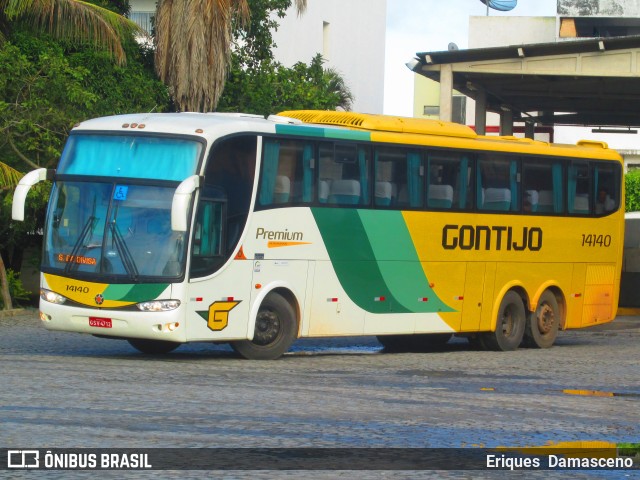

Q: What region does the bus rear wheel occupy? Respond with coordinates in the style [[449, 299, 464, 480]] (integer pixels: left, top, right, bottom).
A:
[[377, 333, 452, 352], [128, 338, 180, 354], [482, 291, 526, 351], [523, 290, 560, 348], [231, 292, 297, 360]]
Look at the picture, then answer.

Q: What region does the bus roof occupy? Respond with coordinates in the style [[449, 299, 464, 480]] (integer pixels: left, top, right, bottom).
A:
[[277, 110, 623, 161], [72, 110, 623, 161], [72, 112, 289, 139]]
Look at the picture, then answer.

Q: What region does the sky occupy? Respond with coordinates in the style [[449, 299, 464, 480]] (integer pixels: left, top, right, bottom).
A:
[[383, 0, 558, 116]]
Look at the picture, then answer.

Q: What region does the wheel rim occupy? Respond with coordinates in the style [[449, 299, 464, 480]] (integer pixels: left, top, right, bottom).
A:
[[253, 308, 281, 346], [537, 303, 555, 334], [501, 305, 516, 338]]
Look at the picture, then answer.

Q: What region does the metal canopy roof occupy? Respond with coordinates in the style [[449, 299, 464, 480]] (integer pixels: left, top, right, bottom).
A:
[[414, 35, 640, 128]]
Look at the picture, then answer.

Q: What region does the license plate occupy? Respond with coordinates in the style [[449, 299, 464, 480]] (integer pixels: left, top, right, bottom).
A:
[[89, 317, 112, 328]]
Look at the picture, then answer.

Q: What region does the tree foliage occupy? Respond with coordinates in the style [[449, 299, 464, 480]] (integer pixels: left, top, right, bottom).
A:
[[0, 0, 142, 65], [0, 30, 168, 171], [0, 2, 170, 307], [218, 0, 353, 116], [625, 170, 640, 212]]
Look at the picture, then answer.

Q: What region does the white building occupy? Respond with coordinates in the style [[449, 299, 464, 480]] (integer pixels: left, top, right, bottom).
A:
[[129, 0, 387, 114], [271, 0, 387, 114]]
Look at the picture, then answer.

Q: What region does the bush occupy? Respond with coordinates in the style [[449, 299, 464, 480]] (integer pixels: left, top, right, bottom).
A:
[[625, 170, 640, 212], [0, 269, 31, 309]]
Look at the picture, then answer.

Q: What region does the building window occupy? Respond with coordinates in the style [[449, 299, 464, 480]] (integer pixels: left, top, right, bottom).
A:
[[423, 105, 439, 116], [130, 11, 154, 34]]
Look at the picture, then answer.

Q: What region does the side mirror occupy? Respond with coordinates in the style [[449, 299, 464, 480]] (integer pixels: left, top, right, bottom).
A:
[[12, 168, 54, 221], [171, 175, 201, 232]]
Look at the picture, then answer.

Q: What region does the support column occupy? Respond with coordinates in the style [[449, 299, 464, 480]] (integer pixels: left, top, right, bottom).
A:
[[439, 64, 453, 122], [525, 121, 535, 139], [474, 89, 487, 135], [500, 109, 513, 136]]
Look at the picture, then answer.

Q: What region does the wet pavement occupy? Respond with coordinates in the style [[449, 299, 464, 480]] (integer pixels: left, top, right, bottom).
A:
[[1, 309, 638, 478]]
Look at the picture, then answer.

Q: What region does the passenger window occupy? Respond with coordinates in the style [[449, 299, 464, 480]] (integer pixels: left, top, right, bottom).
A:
[[477, 155, 519, 212], [258, 139, 315, 207], [568, 162, 590, 214], [374, 147, 423, 208], [319, 143, 370, 206], [594, 163, 620, 215], [522, 159, 564, 214], [428, 151, 473, 210]]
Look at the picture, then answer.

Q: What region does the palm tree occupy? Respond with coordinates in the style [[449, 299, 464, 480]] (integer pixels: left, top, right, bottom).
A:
[[0, 0, 144, 65], [154, 0, 307, 112]]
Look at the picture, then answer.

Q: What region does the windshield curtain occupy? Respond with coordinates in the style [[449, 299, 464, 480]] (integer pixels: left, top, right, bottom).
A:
[[58, 134, 202, 181], [44, 181, 187, 281]]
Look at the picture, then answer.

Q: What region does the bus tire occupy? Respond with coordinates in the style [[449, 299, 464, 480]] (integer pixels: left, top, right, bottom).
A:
[[231, 292, 297, 360], [523, 290, 559, 349], [483, 291, 526, 351], [128, 338, 180, 354], [377, 333, 452, 352]]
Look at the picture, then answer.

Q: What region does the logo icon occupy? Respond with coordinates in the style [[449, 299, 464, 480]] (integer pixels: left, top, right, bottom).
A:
[[7, 450, 40, 469], [94, 294, 104, 305], [197, 301, 241, 331]]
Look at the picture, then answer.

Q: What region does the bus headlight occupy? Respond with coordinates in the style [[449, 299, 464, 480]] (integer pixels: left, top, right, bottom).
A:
[[136, 300, 181, 312], [40, 289, 67, 305]]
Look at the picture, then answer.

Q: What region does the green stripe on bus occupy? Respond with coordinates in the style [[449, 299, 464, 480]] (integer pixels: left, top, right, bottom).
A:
[[312, 208, 407, 313], [357, 210, 454, 313], [276, 124, 371, 142], [312, 208, 452, 314], [103, 283, 169, 302]]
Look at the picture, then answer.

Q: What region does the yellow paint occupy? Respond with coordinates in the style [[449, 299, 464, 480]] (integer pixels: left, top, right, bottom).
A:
[[267, 241, 311, 248], [207, 301, 240, 331], [497, 440, 618, 458], [44, 273, 131, 308], [562, 389, 614, 397]]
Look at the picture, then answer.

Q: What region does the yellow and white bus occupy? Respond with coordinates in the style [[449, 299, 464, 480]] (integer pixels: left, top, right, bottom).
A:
[[12, 110, 624, 359]]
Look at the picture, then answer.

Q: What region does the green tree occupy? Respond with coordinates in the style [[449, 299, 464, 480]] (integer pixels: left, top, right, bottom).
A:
[[217, 0, 353, 115], [0, 0, 142, 65], [218, 54, 352, 116], [0, 2, 170, 309], [625, 170, 640, 212]]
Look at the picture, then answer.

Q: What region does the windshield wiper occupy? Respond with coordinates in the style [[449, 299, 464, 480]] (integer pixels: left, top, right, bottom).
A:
[[109, 222, 139, 281], [64, 216, 97, 274]]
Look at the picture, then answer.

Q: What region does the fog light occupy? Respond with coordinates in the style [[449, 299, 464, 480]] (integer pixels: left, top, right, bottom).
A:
[[39, 311, 51, 322]]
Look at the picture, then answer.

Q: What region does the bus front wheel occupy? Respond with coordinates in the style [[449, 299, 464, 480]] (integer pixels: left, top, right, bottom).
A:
[[128, 338, 180, 354], [231, 292, 297, 360], [523, 290, 560, 349], [483, 291, 526, 351]]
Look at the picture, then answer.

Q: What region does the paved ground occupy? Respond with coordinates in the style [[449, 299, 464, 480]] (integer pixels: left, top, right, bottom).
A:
[[1, 309, 638, 479]]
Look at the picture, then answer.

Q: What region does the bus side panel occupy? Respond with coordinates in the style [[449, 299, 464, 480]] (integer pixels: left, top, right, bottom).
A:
[[185, 260, 255, 341], [308, 260, 365, 336], [567, 263, 587, 329], [478, 262, 497, 332], [581, 263, 617, 327], [460, 262, 486, 332], [249, 259, 310, 336], [419, 262, 464, 331]]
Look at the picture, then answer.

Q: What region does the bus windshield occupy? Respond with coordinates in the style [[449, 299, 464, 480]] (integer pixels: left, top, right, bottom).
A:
[[43, 181, 188, 281]]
